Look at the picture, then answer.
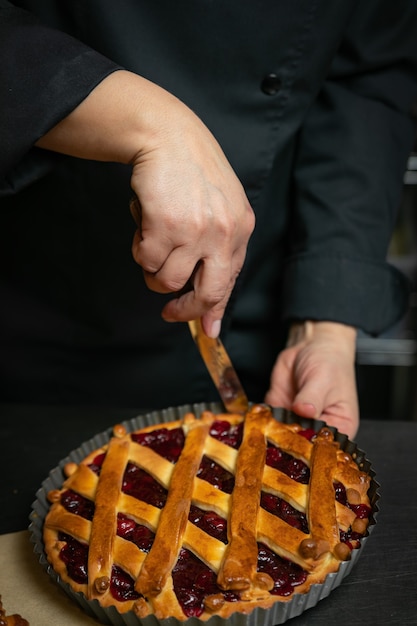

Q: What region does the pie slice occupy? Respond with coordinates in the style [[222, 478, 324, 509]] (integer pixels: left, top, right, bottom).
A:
[[43, 404, 373, 621]]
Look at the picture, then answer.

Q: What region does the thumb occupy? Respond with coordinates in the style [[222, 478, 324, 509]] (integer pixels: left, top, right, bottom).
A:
[[291, 383, 325, 419]]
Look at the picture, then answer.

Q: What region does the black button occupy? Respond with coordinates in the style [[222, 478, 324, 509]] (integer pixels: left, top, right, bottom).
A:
[[261, 73, 282, 95]]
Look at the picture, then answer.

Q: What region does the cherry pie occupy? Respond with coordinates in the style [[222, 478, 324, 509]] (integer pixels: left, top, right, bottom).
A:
[[43, 404, 372, 621]]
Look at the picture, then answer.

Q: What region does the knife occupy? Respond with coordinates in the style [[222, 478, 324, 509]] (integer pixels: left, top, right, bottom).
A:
[[188, 318, 249, 414]]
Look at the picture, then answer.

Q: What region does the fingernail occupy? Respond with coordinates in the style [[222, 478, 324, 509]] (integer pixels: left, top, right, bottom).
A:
[[293, 402, 317, 418], [207, 319, 221, 339], [300, 402, 317, 416]]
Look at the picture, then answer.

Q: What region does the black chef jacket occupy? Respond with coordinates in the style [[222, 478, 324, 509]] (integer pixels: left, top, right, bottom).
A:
[[0, 0, 416, 410]]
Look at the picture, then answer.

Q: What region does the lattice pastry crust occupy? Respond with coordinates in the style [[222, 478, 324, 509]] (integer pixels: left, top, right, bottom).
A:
[[43, 404, 371, 621]]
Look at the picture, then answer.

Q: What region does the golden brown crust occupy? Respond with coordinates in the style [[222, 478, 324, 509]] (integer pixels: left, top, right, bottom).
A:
[[43, 404, 372, 621], [88, 436, 131, 600], [308, 434, 340, 555], [217, 405, 269, 592]]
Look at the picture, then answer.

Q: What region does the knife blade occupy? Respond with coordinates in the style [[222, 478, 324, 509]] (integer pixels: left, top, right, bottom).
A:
[[188, 318, 249, 414]]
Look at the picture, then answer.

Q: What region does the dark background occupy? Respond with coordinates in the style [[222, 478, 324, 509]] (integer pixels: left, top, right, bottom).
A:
[[356, 143, 417, 423]]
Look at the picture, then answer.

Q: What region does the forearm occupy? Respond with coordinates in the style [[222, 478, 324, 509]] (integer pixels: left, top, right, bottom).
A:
[[35, 69, 193, 165], [36, 70, 175, 163]]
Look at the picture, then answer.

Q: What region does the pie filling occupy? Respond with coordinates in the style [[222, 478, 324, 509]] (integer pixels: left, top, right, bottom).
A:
[[52, 417, 371, 618]]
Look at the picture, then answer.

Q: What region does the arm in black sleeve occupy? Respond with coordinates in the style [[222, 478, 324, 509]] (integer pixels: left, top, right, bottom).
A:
[[281, 0, 417, 335], [0, 0, 121, 194]]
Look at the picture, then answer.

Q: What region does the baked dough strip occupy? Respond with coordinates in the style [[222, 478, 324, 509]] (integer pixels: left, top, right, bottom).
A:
[[217, 405, 270, 592], [135, 419, 212, 598], [88, 436, 130, 600], [307, 434, 340, 558]]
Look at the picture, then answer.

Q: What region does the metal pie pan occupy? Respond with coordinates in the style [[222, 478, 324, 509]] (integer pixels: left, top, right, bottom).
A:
[[29, 403, 380, 626]]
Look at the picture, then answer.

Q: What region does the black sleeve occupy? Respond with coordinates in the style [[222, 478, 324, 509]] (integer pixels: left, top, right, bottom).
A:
[[281, 0, 417, 334], [0, 0, 122, 194]]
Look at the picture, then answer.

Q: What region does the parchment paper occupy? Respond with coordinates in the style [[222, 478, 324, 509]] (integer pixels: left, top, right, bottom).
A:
[[0, 530, 99, 626]]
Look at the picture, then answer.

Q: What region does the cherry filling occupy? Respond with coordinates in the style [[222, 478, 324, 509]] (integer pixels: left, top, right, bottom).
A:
[[132, 427, 185, 463], [334, 481, 371, 547], [297, 428, 317, 441], [172, 548, 240, 617], [117, 513, 155, 552], [257, 543, 307, 596], [122, 463, 168, 508], [197, 456, 235, 493], [58, 532, 89, 584], [266, 443, 310, 484], [110, 565, 140, 602], [334, 482, 371, 519], [260, 492, 309, 533], [60, 489, 95, 520], [188, 504, 228, 543], [88, 452, 106, 474], [209, 420, 243, 449]]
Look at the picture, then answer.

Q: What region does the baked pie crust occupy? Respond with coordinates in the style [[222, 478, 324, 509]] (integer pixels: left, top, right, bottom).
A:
[[43, 404, 372, 621]]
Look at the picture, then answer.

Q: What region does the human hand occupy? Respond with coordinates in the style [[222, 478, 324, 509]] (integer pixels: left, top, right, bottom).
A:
[[128, 84, 254, 338], [35, 70, 255, 338], [264, 321, 359, 439]]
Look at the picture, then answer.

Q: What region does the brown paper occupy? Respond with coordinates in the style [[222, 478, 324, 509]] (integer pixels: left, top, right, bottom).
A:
[[0, 531, 99, 626]]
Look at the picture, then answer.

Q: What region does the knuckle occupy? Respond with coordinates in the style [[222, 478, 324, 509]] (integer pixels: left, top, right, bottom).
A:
[[141, 260, 160, 274], [219, 203, 255, 245], [202, 292, 224, 308], [203, 281, 231, 309], [143, 272, 169, 294], [163, 278, 188, 293], [246, 202, 256, 231], [150, 272, 188, 294]]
